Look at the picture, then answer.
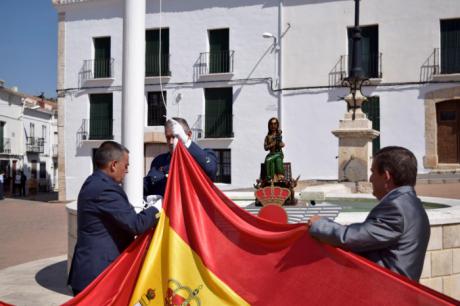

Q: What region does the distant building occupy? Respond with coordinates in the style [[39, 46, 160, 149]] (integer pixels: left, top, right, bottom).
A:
[[0, 81, 58, 195], [53, 0, 460, 201]]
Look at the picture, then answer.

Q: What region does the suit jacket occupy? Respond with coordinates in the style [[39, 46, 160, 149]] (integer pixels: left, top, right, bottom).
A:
[[144, 141, 217, 196], [68, 170, 159, 292], [309, 186, 430, 281]]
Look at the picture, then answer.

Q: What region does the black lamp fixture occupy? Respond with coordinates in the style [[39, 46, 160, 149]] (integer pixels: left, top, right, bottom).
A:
[[341, 0, 369, 120]]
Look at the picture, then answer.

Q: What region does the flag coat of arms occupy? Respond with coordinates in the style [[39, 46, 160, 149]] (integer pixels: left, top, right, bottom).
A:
[[62, 142, 458, 306]]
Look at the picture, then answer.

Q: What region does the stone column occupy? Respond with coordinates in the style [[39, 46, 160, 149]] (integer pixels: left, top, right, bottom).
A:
[[332, 91, 379, 182], [122, 0, 146, 211]]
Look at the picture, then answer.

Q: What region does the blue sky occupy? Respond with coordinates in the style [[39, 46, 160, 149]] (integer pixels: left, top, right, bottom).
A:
[[0, 1, 57, 98]]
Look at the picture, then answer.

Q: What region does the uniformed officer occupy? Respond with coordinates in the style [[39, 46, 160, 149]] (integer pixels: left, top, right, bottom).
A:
[[143, 117, 217, 197]]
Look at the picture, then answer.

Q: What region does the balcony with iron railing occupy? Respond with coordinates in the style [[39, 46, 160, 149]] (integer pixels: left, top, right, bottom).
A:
[[191, 115, 204, 141], [205, 113, 234, 139], [329, 52, 382, 86], [434, 47, 460, 75], [344, 52, 382, 79], [422, 48, 460, 82], [198, 50, 234, 77], [79, 118, 114, 141], [146, 53, 171, 77], [26, 137, 45, 153], [0, 138, 11, 154], [191, 113, 234, 140], [81, 58, 114, 81]]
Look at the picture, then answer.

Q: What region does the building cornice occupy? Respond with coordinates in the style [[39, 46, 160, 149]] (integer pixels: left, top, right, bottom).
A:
[[52, 0, 97, 6]]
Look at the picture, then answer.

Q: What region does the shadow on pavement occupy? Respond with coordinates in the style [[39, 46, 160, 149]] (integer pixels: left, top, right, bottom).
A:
[[35, 260, 72, 296], [5, 192, 72, 203], [23, 191, 58, 202]]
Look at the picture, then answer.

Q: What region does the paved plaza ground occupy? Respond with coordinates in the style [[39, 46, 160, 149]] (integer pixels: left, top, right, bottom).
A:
[[0, 182, 459, 305], [0, 193, 72, 305], [417, 183, 460, 200], [0, 194, 67, 270]]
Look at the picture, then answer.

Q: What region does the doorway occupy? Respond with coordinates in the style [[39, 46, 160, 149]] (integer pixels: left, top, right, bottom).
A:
[[437, 100, 460, 163]]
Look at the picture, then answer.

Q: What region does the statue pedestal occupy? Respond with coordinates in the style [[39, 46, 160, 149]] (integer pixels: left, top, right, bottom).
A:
[[332, 110, 379, 182]]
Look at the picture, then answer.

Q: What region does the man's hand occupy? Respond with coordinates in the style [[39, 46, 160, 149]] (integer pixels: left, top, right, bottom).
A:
[[307, 215, 322, 227], [170, 118, 191, 148], [144, 195, 163, 213]]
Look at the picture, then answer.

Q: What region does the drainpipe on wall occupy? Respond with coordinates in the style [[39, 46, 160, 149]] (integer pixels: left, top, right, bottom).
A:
[[278, 0, 284, 129], [57, 11, 67, 201], [20, 98, 26, 158]]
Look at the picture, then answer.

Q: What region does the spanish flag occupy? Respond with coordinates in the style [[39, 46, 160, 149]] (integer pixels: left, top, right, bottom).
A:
[[64, 142, 458, 306]]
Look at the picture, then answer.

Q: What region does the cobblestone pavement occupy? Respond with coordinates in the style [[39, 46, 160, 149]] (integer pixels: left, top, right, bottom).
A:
[[0, 196, 67, 270]]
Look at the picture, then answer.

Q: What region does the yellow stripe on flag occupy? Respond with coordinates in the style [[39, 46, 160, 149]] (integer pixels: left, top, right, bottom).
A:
[[130, 213, 249, 306]]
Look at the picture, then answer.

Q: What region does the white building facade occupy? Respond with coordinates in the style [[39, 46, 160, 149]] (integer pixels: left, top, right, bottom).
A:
[[53, 0, 460, 200], [0, 83, 59, 194]]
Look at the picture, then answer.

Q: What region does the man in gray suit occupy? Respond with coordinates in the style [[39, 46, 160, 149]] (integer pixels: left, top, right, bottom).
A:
[[308, 146, 430, 281]]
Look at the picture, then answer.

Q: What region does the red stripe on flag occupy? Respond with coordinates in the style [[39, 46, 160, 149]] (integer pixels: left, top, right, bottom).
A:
[[62, 229, 154, 306], [164, 142, 458, 305]]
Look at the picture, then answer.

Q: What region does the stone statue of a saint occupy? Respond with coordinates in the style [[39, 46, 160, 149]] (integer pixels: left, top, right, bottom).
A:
[[264, 117, 285, 182]]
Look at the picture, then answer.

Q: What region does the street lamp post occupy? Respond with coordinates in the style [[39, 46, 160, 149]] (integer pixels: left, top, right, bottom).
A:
[[342, 0, 369, 120], [332, 0, 379, 183]]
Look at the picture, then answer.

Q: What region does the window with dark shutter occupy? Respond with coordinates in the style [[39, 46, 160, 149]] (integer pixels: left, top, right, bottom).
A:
[[146, 28, 170, 76], [209, 29, 230, 73], [147, 91, 167, 126], [0, 122, 4, 153], [205, 88, 233, 138], [89, 93, 113, 140], [348, 25, 379, 78], [39, 162, 46, 179], [361, 96, 380, 156], [441, 19, 460, 74], [94, 37, 111, 78], [214, 149, 231, 183]]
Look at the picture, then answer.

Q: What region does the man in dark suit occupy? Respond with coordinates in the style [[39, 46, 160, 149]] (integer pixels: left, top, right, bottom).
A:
[[68, 141, 160, 296], [144, 117, 217, 197], [308, 146, 430, 281]]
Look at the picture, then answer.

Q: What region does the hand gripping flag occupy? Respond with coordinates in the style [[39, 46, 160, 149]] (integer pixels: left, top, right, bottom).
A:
[[60, 142, 458, 306]]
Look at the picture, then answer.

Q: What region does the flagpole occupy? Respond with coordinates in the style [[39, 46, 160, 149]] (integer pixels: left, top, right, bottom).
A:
[[122, 0, 146, 211]]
